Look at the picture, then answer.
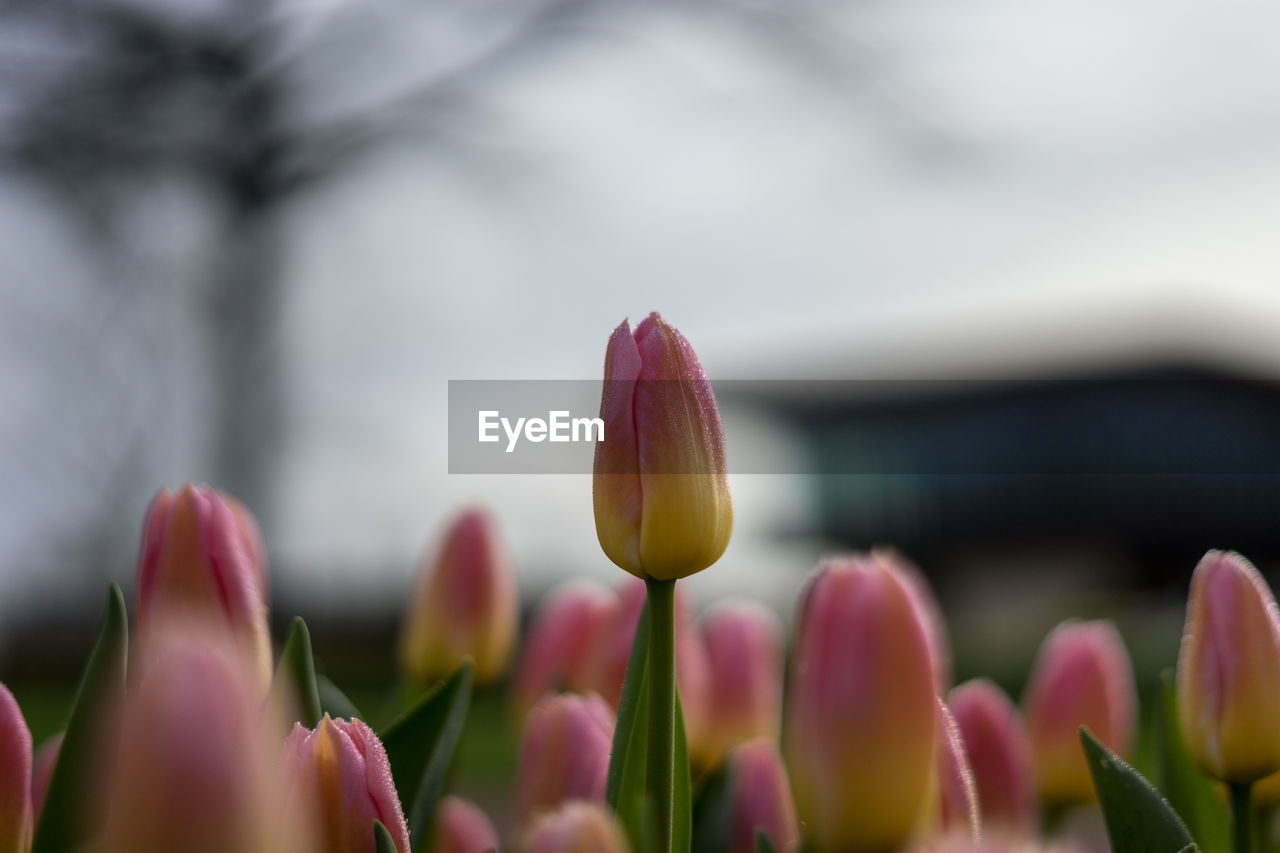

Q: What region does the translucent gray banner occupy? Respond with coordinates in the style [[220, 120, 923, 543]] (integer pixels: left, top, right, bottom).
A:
[[447, 377, 1280, 475]]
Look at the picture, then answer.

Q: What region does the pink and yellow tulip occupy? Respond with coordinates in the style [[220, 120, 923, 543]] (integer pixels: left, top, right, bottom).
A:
[[136, 483, 273, 687], [400, 507, 519, 686], [699, 599, 783, 770], [432, 796, 499, 853], [725, 739, 800, 853], [949, 679, 1036, 836], [100, 634, 301, 853], [517, 692, 615, 824], [785, 555, 938, 853], [281, 714, 409, 853], [1177, 549, 1280, 783], [512, 579, 613, 718], [1022, 619, 1135, 806], [593, 312, 732, 581]]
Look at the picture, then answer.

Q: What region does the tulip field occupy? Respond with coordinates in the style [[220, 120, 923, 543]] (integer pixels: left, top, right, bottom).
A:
[[1, 313, 1274, 853]]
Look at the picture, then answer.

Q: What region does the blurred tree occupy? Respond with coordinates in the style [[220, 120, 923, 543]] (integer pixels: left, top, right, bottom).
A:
[[0, 0, 953, 570]]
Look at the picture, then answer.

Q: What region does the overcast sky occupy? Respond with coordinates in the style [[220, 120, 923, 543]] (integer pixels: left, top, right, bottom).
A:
[[3, 0, 1280, 629]]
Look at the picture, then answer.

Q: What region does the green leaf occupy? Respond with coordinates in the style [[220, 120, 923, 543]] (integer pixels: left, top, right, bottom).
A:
[[1082, 727, 1198, 853], [607, 606, 651, 808], [606, 606, 652, 851], [672, 689, 692, 853], [270, 617, 323, 728], [602, 605, 693, 853], [1155, 671, 1229, 853], [380, 662, 473, 850], [317, 674, 364, 722], [755, 828, 779, 853], [31, 584, 128, 853], [615, 654, 652, 851], [373, 819, 400, 853]]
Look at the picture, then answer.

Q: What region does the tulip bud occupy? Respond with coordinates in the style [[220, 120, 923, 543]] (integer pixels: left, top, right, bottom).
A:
[[935, 699, 980, 841], [1023, 620, 1136, 806], [400, 507, 519, 686], [29, 733, 62, 825], [1177, 550, 1280, 783], [785, 555, 938, 853], [0, 683, 32, 853], [136, 483, 272, 687], [949, 680, 1036, 836], [520, 802, 631, 853], [593, 312, 733, 581], [433, 796, 499, 853], [700, 600, 783, 770], [281, 714, 409, 853], [725, 739, 800, 853], [575, 579, 710, 764], [513, 580, 614, 718], [875, 548, 952, 691], [518, 692, 614, 824], [101, 634, 303, 853]]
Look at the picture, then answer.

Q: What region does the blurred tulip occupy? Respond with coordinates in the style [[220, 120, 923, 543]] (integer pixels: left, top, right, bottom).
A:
[[699, 600, 783, 769], [1023, 620, 1136, 806], [520, 802, 631, 853], [400, 508, 519, 686], [28, 733, 62, 824], [1177, 550, 1280, 783], [281, 714, 408, 853], [512, 580, 614, 718], [136, 483, 272, 687], [949, 680, 1037, 836], [875, 548, 952, 691], [593, 312, 732, 580], [725, 739, 800, 853], [575, 579, 711, 764], [518, 692, 614, 824], [785, 555, 938, 853], [0, 683, 32, 853], [433, 796, 499, 853], [936, 699, 980, 841], [100, 634, 303, 853]]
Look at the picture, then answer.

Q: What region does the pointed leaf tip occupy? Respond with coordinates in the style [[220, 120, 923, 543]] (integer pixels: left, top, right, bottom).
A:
[[1081, 727, 1197, 853]]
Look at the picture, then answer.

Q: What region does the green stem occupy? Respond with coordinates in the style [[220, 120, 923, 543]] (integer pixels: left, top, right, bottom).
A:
[[645, 578, 677, 853], [1233, 782, 1254, 853]]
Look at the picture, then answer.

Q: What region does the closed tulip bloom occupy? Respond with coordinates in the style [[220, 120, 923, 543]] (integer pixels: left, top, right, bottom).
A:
[[1177, 550, 1280, 783], [521, 802, 631, 853], [401, 508, 518, 686], [700, 600, 783, 770], [281, 714, 409, 853], [726, 739, 800, 853], [513, 580, 614, 717], [100, 636, 302, 853], [1023, 620, 1136, 806], [29, 733, 62, 824], [949, 680, 1036, 836], [518, 692, 615, 824], [785, 556, 938, 853], [433, 796, 499, 853], [593, 312, 732, 581], [0, 683, 32, 853], [936, 699, 980, 841], [136, 483, 272, 687], [875, 548, 952, 692]]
